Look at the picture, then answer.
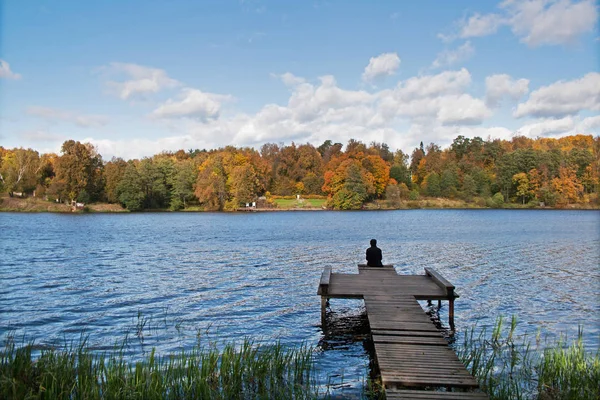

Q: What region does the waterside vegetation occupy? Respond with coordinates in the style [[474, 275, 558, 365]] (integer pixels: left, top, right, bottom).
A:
[[0, 337, 315, 400], [1, 134, 598, 212], [2, 317, 599, 399], [458, 316, 600, 400]]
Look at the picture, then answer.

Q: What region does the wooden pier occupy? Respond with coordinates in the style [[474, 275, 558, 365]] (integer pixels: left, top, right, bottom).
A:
[[318, 265, 488, 399]]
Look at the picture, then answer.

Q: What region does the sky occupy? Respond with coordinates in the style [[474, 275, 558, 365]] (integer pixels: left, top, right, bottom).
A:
[[0, 0, 599, 160]]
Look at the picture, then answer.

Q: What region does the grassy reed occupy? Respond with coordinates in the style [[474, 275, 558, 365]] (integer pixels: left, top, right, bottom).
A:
[[457, 316, 600, 400], [0, 335, 316, 400]]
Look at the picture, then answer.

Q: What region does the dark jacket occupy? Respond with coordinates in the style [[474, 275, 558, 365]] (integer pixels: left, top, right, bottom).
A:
[[366, 246, 383, 267]]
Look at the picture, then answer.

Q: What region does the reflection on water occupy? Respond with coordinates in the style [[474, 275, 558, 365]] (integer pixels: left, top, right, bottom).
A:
[[1, 210, 599, 392]]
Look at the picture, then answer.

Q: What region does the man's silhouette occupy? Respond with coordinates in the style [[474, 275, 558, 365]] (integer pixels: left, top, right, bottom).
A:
[[366, 239, 383, 267]]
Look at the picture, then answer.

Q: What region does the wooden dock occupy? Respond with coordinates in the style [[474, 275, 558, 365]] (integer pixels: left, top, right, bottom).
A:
[[318, 265, 488, 399]]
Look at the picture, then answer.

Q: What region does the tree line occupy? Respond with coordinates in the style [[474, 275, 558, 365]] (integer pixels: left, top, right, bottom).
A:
[[1, 134, 598, 210]]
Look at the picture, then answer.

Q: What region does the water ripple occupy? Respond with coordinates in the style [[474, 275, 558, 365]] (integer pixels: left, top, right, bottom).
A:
[[1, 210, 599, 390]]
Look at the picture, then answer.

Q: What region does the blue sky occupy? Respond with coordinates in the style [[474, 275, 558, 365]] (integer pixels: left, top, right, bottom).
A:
[[1, 0, 598, 160]]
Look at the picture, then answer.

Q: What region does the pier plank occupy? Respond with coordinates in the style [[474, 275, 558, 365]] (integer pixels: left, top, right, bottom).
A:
[[386, 389, 489, 400], [318, 265, 487, 398]]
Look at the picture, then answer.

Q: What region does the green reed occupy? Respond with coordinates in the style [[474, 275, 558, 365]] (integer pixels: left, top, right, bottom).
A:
[[457, 316, 600, 400], [0, 335, 316, 400]]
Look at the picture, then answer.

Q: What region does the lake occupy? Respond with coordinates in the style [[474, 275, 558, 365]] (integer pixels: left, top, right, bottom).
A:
[[1, 210, 599, 392]]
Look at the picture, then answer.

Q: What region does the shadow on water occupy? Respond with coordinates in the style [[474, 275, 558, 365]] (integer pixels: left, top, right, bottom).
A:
[[318, 304, 370, 351]]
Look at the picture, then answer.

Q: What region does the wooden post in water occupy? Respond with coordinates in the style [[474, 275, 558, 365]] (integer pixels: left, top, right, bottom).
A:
[[424, 267, 456, 329], [449, 298, 455, 329], [318, 266, 332, 327]]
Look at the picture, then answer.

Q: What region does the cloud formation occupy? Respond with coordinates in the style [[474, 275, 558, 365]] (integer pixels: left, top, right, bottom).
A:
[[459, 13, 505, 38], [431, 41, 475, 69], [516, 116, 576, 137], [274, 72, 306, 87], [96, 67, 501, 159], [0, 59, 22, 80], [514, 72, 600, 118], [362, 53, 401, 82], [18, 56, 599, 161], [102, 62, 180, 99], [503, 0, 598, 46], [27, 106, 109, 127], [152, 88, 234, 120], [485, 74, 530, 107], [445, 0, 598, 46]]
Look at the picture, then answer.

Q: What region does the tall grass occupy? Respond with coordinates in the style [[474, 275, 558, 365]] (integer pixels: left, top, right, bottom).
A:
[[0, 335, 316, 400], [457, 316, 600, 400]]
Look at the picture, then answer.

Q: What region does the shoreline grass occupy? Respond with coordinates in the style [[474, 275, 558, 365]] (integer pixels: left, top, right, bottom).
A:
[[2, 316, 599, 399], [0, 336, 316, 400], [456, 316, 600, 400], [2, 194, 598, 213]]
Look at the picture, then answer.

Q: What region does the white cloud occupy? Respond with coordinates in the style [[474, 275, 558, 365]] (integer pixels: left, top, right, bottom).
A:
[[102, 62, 180, 99], [0, 59, 22, 80], [152, 88, 234, 120], [99, 67, 490, 159], [27, 106, 109, 127], [485, 74, 530, 107], [514, 114, 600, 138], [406, 124, 515, 145], [89, 135, 201, 161], [459, 13, 506, 38], [288, 75, 374, 122], [579, 115, 600, 131], [502, 0, 598, 46], [21, 130, 67, 143], [431, 41, 475, 69], [516, 116, 576, 136], [437, 95, 493, 125], [444, 0, 598, 46], [362, 52, 401, 82], [51, 64, 513, 160], [272, 72, 305, 87], [392, 68, 472, 99], [514, 72, 600, 118]]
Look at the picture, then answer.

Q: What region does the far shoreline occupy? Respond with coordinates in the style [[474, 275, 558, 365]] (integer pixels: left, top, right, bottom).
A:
[[1, 195, 598, 214]]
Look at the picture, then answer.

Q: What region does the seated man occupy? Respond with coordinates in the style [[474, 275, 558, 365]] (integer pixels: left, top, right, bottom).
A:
[[366, 239, 383, 267]]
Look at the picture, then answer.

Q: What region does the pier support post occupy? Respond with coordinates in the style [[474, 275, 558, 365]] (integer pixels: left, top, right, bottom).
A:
[[321, 296, 327, 327], [318, 266, 332, 328], [449, 298, 455, 329]]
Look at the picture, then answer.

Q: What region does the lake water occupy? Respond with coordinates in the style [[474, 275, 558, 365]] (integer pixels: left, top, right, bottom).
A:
[[1, 210, 599, 393]]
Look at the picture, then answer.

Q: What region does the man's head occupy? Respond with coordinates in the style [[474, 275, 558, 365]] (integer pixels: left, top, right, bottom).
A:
[[370, 239, 377, 246]]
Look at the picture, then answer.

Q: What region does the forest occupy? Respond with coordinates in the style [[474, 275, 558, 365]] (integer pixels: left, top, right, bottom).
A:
[[0, 134, 598, 211]]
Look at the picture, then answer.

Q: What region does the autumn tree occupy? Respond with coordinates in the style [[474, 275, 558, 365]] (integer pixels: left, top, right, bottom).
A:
[[390, 149, 411, 187], [422, 172, 441, 197], [195, 154, 228, 211], [361, 155, 390, 198], [581, 165, 598, 194], [0, 148, 41, 195], [368, 141, 394, 163], [409, 143, 425, 184], [512, 172, 532, 204], [325, 159, 374, 210], [228, 163, 260, 207], [54, 140, 104, 202], [440, 168, 459, 198], [462, 174, 477, 199], [552, 166, 583, 205], [169, 158, 197, 210], [104, 157, 128, 203], [116, 161, 145, 211], [317, 140, 343, 164]]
